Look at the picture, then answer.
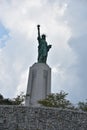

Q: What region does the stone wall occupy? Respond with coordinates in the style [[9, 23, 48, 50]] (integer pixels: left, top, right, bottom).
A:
[[0, 106, 87, 130]]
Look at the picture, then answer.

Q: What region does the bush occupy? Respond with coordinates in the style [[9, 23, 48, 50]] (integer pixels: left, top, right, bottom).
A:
[[38, 91, 74, 109]]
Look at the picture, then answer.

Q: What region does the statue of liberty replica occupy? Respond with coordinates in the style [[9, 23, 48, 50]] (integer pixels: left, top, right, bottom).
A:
[[25, 25, 52, 106], [37, 25, 52, 63]]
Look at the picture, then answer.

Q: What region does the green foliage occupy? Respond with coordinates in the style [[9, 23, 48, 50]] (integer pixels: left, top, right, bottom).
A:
[[0, 98, 13, 105], [77, 100, 87, 111], [0, 92, 25, 105], [0, 94, 3, 100], [13, 92, 25, 105], [38, 91, 74, 109], [1, 90, 87, 112]]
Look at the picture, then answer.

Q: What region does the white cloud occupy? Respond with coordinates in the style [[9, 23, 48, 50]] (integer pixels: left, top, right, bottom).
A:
[[15, 69, 28, 97], [65, 0, 87, 37], [64, 0, 87, 102]]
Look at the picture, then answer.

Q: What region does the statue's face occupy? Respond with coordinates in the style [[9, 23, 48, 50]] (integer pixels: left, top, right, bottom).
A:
[[42, 35, 46, 40]]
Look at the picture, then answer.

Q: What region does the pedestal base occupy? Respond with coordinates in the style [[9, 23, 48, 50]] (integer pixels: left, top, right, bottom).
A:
[[25, 63, 51, 107]]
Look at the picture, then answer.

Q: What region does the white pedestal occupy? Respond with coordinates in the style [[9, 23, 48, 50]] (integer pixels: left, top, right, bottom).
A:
[[25, 63, 51, 107]]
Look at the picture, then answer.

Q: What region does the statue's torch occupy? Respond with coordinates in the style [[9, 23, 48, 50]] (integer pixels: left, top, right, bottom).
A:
[[37, 25, 40, 38]]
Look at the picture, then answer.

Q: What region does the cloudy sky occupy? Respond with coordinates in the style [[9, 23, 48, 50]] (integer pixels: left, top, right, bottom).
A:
[[0, 0, 87, 104]]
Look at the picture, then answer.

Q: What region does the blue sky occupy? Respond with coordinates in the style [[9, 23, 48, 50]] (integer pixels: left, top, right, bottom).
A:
[[0, 22, 9, 48], [0, 0, 87, 104], [0, 23, 7, 38]]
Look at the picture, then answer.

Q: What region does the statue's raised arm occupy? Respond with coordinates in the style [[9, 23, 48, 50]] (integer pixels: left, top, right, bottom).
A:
[[37, 25, 52, 63], [37, 25, 40, 38]]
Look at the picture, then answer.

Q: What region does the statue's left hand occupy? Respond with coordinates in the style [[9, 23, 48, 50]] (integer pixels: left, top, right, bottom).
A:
[[47, 45, 52, 51], [49, 45, 52, 48]]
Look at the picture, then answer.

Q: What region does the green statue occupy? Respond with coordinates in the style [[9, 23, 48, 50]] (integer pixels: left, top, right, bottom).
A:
[[37, 25, 52, 63]]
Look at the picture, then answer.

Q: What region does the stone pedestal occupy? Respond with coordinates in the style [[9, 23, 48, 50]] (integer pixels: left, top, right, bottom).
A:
[[25, 63, 51, 107]]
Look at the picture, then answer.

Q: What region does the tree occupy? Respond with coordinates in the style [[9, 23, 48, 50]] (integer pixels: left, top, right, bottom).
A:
[[0, 94, 13, 105], [13, 92, 25, 105], [77, 100, 87, 112], [0, 92, 25, 105], [38, 91, 74, 109], [0, 94, 3, 100]]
